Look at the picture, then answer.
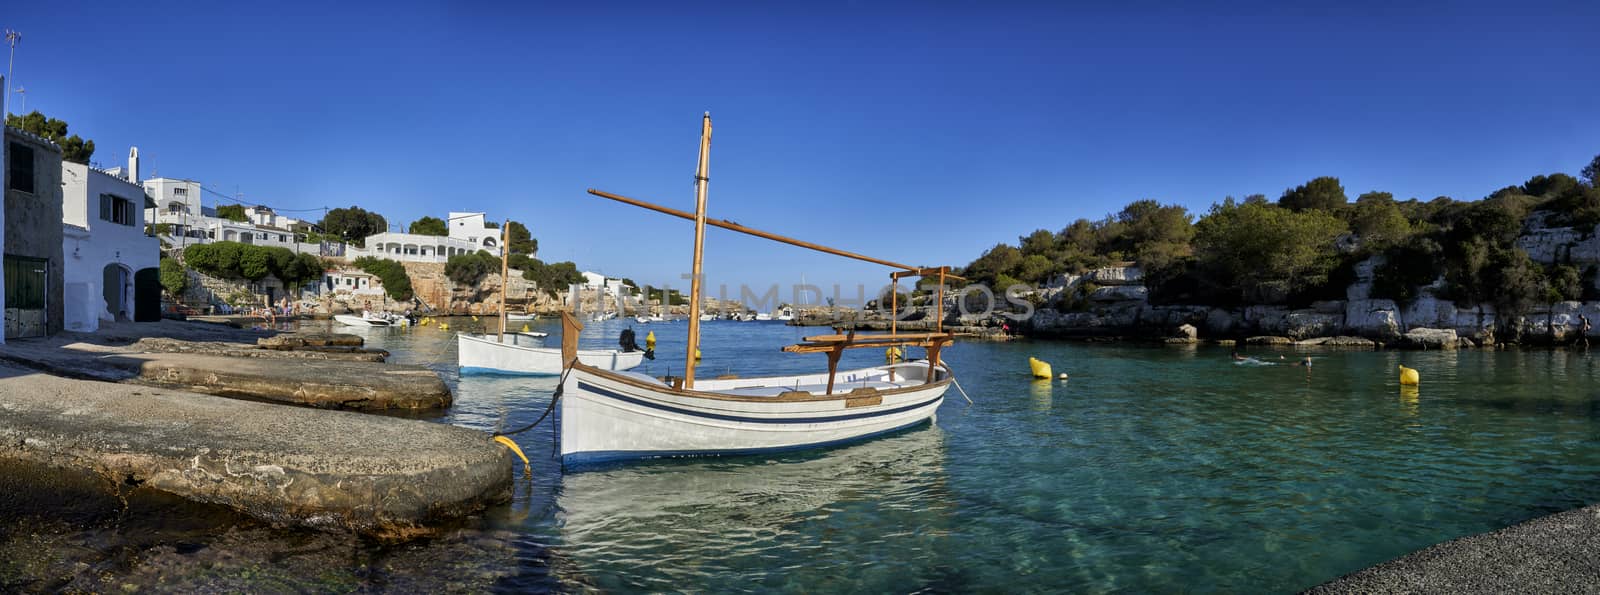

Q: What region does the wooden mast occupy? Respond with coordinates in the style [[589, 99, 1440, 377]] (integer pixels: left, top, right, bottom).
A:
[[589, 189, 923, 272], [683, 113, 713, 388], [498, 221, 510, 341]]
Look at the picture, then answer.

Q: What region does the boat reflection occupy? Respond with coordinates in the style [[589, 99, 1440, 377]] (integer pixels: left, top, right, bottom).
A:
[[552, 424, 951, 591]]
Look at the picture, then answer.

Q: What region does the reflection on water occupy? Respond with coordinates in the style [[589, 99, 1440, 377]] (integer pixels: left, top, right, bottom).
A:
[[553, 426, 953, 592], [6, 318, 1600, 593]]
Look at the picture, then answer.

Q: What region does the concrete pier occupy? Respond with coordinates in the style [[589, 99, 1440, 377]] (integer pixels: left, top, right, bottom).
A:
[[0, 321, 448, 410], [0, 363, 512, 539], [1308, 504, 1600, 593]]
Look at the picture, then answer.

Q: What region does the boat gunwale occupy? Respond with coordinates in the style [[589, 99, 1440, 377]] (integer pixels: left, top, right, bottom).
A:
[[457, 332, 629, 358], [569, 361, 953, 404]]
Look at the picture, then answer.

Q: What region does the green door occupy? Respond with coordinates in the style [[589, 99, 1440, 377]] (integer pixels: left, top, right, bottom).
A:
[[5, 255, 49, 339]]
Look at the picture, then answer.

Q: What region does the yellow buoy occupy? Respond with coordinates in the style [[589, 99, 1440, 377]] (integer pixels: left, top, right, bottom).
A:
[[1029, 357, 1053, 379], [886, 346, 903, 361], [1398, 365, 1420, 386], [472, 315, 480, 322], [521, 323, 531, 332], [439, 323, 450, 331], [695, 347, 702, 360], [646, 331, 657, 351]]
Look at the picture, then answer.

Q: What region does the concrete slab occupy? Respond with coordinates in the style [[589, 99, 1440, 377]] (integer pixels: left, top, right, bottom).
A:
[[1308, 504, 1600, 594], [0, 364, 512, 539], [0, 321, 447, 410], [118, 352, 451, 410]]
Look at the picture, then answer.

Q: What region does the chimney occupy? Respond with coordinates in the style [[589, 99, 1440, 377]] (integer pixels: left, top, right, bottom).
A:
[[127, 147, 140, 183]]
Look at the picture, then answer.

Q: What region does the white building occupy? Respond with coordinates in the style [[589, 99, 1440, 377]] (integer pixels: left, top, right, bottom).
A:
[[60, 148, 160, 332], [322, 269, 385, 297], [579, 271, 628, 296], [347, 211, 503, 263]]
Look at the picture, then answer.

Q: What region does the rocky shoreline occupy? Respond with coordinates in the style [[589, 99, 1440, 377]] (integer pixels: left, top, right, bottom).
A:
[[794, 258, 1599, 350]]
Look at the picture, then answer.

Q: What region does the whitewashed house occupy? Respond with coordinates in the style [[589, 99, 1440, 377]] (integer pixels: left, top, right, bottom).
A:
[[60, 148, 160, 331], [348, 211, 503, 263], [322, 269, 386, 297]]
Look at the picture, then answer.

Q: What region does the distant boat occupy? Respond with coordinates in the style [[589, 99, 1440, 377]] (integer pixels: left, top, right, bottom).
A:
[[699, 314, 715, 321], [457, 220, 646, 376], [459, 332, 641, 376], [755, 312, 773, 321], [565, 114, 957, 465], [506, 313, 537, 322], [334, 312, 395, 327], [776, 306, 794, 321]]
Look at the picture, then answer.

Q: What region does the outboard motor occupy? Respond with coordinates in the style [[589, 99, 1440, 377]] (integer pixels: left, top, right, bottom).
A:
[[619, 327, 655, 360]]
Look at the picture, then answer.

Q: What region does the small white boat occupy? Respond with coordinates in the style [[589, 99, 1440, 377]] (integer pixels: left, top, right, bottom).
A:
[[458, 331, 643, 376], [334, 312, 392, 327], [755, 312, 773, 321], [506, 313, 537, 322], [699, 314, 715, 322], [776, 307, 794, 321]]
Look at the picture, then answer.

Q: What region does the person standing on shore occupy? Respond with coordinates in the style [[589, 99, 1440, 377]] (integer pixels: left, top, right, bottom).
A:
[[1581, 314, 1592, 350]]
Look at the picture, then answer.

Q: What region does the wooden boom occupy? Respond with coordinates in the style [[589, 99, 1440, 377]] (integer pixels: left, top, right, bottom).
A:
[[588, 188, 925, 272]]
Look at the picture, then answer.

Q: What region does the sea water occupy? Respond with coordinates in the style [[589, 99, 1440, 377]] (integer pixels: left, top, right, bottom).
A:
[[4, 318, 1600, 593]]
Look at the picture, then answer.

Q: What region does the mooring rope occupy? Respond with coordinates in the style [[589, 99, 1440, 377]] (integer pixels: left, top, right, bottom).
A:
[[494, 364, 572, 437]]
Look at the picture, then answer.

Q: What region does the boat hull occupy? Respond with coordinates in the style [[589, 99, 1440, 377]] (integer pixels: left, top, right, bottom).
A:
[[457, 333, 645, 376], [560, 362, 949, 465], [333, 314, 389, 327]]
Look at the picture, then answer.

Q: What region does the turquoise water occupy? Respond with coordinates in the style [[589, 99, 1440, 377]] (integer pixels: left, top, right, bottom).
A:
[[6, 318, 1600, 592]]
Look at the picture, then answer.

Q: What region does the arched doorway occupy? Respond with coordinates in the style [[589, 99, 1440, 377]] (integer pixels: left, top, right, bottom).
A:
[[103, 264, 133, 321]]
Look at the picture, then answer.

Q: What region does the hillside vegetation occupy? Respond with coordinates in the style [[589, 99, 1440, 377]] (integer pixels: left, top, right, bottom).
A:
[[962, 155, 1600, 323]]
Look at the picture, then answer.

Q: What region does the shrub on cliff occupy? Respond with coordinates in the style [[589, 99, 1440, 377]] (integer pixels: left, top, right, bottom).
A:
[[353, 257, 414, 301], [445, 251, 500, 286], [184, 242, 322, 291]]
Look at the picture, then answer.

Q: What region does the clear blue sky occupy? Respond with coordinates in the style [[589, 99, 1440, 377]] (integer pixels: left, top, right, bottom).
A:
[[7, 1, 1598, 303]]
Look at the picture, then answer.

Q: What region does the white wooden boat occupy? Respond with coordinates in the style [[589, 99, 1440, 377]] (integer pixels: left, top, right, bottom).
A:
[[334, 313, 391, 327], [562, 114, 961, 466], [506, 313, 537, 322], [755, 312, 773, 321], [459, 332, 643, 376], [561, 357, 950, 464]]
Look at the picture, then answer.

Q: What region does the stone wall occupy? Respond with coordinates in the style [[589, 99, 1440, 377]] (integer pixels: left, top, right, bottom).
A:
[[4, 129, 65, 337]]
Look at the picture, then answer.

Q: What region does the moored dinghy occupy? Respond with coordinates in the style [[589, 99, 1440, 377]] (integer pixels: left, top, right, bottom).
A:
[[458, 331, 644, 376], [559, 113, 962, 465]]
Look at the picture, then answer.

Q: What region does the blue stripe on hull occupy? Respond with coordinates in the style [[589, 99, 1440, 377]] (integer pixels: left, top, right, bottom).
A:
[[574, 381, 943, 424], [561, 417, 936, 469], [458, 366, 560, 377]]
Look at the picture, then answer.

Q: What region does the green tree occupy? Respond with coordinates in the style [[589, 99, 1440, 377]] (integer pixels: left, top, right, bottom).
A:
[[1194, 200, 1348, 303], [506, 221, 538, 255], [1351, 192, 1412, 251], [523, 259, 587, 296], [238, 245, 273, 281], [216, 204, 248, 222], [961, 244, 1023, 286], [353, 257, 414, 301], [159, 257, 188, 298], [4, 110, 95, 164], [408, 216, 448, 236], [319, 206, 388, 247], [445, 251, 500, 285], [1582, 154, 1600, 187], [1278, 176, 1348, 213]]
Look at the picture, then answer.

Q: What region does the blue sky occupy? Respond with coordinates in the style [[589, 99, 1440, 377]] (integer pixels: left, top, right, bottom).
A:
[[6, 0, 1598, 301]]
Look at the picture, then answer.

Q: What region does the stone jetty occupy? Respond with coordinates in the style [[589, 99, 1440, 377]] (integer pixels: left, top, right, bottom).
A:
[[0, 363, 511, 539], [0, 321, 447, 410]]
